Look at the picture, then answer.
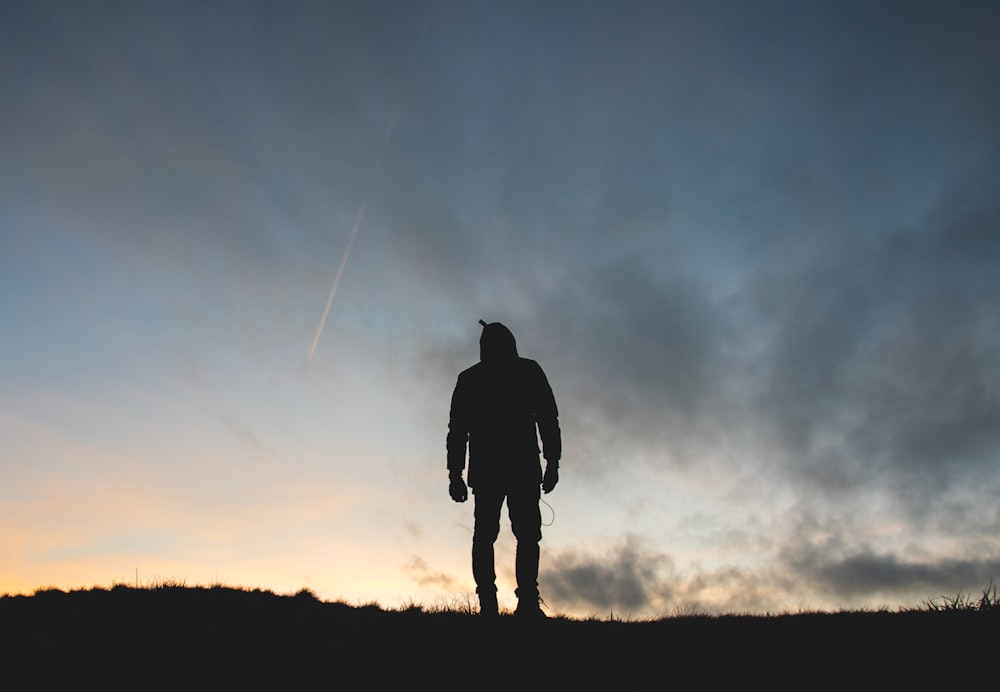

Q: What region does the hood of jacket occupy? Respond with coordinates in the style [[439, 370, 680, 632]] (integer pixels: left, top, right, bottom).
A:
[[479, 321, 519, 363]]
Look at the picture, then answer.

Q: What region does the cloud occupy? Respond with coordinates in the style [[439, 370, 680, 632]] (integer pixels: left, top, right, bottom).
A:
[[747, 187, 1000, 505], [220, 414, 276, 456], [404, 555, 462, 592], [782, 544, 1000, 602], [543, 537, 673, 613], [542, 536, 796, 616], [543, 530, 1000, 616]]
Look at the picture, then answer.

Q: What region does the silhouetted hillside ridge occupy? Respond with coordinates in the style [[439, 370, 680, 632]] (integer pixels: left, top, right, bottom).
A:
[[2, 584, 994, 685]]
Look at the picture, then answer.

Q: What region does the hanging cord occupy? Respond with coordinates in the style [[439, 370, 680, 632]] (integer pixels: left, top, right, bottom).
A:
[[540, 496, 555, 527]]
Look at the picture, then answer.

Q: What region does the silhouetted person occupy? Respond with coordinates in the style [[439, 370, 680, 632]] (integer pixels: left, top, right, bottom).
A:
[[447, 320, 561, 618]]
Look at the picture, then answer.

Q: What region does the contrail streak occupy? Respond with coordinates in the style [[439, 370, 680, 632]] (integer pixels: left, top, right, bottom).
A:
[[306, 4, 432, 367], [306, 105, 401, 366]]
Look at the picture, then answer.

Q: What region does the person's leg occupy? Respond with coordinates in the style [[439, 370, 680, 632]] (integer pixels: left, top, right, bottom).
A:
[[508, 483, 544, 616], [472, 489, 504, 616]]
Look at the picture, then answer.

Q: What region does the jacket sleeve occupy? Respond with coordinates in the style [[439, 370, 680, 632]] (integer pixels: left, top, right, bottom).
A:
[[533, 363, 561, 464], [446, 373, 470, 476]]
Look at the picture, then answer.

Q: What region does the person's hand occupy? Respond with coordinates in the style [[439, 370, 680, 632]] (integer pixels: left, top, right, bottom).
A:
[[542, 463, 559, 494], [449, 476, 468, 503]]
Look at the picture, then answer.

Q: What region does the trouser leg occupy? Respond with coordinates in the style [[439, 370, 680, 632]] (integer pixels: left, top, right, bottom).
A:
[[472, 490, 503, 612], [508, 484, 542, 600]]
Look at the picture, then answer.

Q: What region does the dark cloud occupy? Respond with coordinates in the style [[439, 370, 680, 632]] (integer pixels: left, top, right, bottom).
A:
[[544, 531, 1000, 615], [541, 537, 794, 616], [783, 543, 1000, 602], [748, 187, 1000, 507], [543, 537, 673, 614]]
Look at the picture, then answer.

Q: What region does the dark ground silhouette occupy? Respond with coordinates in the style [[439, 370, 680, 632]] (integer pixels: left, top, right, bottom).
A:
[[1, 584, 994, 686]]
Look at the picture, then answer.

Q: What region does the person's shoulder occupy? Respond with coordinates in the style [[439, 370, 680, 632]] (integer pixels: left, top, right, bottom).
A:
[[457, 362, 484, 379], [517, 357, 548, 377]]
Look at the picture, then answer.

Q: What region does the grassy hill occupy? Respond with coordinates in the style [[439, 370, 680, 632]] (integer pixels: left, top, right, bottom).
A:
[[2, 583, 995, 686]]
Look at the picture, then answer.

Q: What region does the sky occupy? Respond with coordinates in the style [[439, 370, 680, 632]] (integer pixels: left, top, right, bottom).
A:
[[2, 0, 999, 618]]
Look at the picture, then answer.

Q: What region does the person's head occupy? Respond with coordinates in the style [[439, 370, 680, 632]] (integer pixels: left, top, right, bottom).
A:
[[479, 320, 518, 363]]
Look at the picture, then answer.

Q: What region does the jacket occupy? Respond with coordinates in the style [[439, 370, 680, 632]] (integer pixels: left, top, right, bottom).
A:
[[446, 322, 561, 490]]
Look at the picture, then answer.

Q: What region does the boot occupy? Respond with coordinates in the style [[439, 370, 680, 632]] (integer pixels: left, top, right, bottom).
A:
[[514, 593, 547, 619], [478, 589, 499, 618]]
